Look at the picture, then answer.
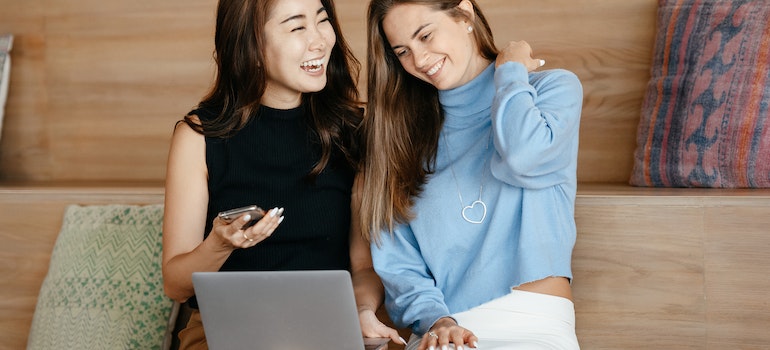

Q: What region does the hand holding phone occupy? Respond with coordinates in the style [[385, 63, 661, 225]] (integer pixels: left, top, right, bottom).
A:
[[217, 205, 265, 229]]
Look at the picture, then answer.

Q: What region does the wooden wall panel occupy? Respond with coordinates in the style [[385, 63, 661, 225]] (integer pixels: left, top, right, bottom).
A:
[[0, 0, 217, 182], [42, 2, 217, 180], [0, 0, 657, 183]]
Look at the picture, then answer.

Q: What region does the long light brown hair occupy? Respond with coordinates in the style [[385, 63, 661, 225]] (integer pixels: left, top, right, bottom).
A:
[[361, 0, 498, 242], [185, 0, 363, 176]]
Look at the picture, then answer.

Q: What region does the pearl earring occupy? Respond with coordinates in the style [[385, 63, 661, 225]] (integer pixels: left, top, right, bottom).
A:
[[467, 25, 473, 33]]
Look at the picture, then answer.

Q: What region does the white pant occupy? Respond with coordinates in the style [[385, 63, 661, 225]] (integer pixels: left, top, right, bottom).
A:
[[407, 290, 579, 350]]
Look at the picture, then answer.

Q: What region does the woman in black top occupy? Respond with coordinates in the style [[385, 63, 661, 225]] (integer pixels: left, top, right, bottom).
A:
[[161, 0, 402, 347]]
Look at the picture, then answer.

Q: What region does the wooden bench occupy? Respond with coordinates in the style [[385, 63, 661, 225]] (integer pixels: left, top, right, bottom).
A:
[[573, 184, 770, 348], [1, 0, 769, 349], [3, 185, 769, 349]]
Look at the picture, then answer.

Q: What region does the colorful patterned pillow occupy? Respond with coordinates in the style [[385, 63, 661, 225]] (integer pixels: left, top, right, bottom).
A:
[[630, 0, 770, 188], [27, 204, 176, 349]]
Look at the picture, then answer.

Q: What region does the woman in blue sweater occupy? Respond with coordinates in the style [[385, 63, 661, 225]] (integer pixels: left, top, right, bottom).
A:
[[360, 0, 583, 349]]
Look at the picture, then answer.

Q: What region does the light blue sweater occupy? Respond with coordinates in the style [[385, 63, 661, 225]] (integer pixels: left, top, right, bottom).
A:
[[370, 62, 583, 335]]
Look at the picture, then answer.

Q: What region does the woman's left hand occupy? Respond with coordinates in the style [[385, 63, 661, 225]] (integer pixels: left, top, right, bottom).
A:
[[419, 317, 478, 350], [496, 40, 545, 72]]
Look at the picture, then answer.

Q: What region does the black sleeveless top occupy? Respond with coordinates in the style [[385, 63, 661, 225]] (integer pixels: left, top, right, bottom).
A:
[[188, 104, 354, 307]]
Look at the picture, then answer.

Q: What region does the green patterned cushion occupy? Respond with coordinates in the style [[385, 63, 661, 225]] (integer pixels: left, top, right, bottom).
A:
[[27, 204, 175, 349]]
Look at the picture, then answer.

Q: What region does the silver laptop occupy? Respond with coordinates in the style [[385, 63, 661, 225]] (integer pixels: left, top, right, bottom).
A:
[[192, 270, 390, 350]]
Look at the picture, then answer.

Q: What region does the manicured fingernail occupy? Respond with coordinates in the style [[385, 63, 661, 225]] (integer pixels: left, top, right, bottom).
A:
[[442, 346, 448, 350], [269, 207, 278, 217], [276, 207, 285, 216], [473, 341, 479, 348], [457, 346, 464, 350], [429, 347, 435, 350], [399, 337, 407, 345], [277, 216, 285, 224], [539, 59, 546, 66], [242, 214, 251, 222]]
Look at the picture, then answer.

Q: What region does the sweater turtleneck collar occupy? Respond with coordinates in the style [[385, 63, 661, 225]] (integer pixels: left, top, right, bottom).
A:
[[438, 63, 496, 129]]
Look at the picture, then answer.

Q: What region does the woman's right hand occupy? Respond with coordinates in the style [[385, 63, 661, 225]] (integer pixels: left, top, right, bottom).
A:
[[358, 308, 406, 346], [495, 40, 545, 72], [209, 207, 285, 251], [419, 317, 478, 350]]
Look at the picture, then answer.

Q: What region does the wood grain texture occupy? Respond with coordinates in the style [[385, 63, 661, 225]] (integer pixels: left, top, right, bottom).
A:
[[704, 205, 770, 348], [0, 0, 217, 181], [573, 199, 707, 349], [573, 191, 770, 349], [0, 0, 656, 183]]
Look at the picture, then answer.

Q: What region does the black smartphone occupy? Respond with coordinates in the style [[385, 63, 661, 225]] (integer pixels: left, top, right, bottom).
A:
[[217, 205, 265, 229]]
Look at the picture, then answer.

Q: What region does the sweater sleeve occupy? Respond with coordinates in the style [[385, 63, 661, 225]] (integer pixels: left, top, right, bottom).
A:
[[490, 62, 583, 189], [370, 224, 451, 335]]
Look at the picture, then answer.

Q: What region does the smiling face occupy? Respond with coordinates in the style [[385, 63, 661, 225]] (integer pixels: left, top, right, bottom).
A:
[[382, 1, 489, 91], [261, 0, 336, 108]]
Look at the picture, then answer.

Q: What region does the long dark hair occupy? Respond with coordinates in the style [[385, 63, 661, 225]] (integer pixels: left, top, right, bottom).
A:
[[361, 0, 497, 242], [184, 0, 363, 176]]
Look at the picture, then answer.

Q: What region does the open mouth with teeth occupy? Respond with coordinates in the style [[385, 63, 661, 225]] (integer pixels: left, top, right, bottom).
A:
[[301, 59, 324, 73], [426, 58, 444, 76]]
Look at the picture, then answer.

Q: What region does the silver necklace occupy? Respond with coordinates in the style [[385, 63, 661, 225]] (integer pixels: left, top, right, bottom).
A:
[[442, 130, 492, 224]]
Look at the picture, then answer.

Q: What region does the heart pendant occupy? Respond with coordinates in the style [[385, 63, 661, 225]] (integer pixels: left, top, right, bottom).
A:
[[461, 200, 487, 224]]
